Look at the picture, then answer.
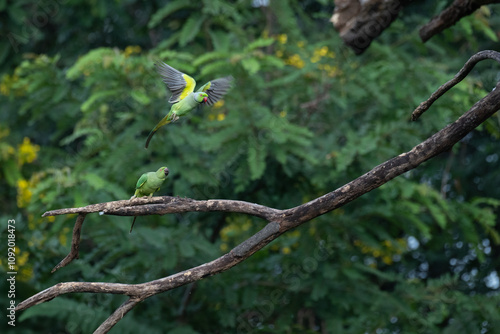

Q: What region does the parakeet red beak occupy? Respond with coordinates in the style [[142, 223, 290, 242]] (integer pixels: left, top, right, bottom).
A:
[[164, 168, 169, 176], [203, 97, 208, 103]]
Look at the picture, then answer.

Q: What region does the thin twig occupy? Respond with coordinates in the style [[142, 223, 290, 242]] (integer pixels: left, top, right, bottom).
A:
[[94, 297, 142, 334], [51, 213, 86, 273], [412, 50, 500, 121]]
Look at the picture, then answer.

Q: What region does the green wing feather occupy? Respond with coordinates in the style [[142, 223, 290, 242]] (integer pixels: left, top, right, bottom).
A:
[[135, 173, 148, 190], [154, 62, 196, 103], [197, 76, 234, 106]]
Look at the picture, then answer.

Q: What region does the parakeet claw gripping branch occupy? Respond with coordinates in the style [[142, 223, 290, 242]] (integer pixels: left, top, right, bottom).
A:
[[145, 62, 234, 148]]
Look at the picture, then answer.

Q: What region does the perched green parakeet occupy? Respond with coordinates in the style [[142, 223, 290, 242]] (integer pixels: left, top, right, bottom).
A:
[[129, 166, 169, 232], [145, 62, 234, 148]]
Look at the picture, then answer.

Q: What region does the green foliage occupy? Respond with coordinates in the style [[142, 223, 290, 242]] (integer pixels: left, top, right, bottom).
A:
[[1, 1, 500, 333]]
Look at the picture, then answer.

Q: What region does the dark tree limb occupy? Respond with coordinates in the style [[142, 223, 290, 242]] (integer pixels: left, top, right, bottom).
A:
[[330, 0, 412, 55], [332, 0, 499, 53], [17, 51, 500, 334], [419, 0, 500, 42]]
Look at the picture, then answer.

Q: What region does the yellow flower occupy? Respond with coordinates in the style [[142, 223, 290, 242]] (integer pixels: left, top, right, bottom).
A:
[[276, 34, 288, 44], [59, 226, 70, 246], [124, 45, 142, 57], [16, 246, 29, 267], [217, 113, 225, 121], [17, 179, 32, 208], [0, 73, 23, 96], [0, 82, 8, 96], [0, 126, 10, 139], [8, 247, 34, 281], [286, 54, 305, 69], [282, 246, 291, 255], [18, 266, 34, 282], [319, 46, 328, 56], [279, 110, 287, 118], [213, 100, 225, 109], [18, 137, 40, 166], [220, 243, 229, 252]]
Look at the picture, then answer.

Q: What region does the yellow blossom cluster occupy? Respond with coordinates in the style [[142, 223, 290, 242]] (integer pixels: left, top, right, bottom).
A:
[[353, 238, 407, 266], [208, 113, 226, 122], [220, 218, 253, 252], [208, 100, 227, 121], [13, 137, 40, 208], [273, 34, 339, 76], [0, 127, 15, 159], [0, 72, 25, 97], [269, 229, 301, 254], [0, 247, 32, 281], [124, 45, 142, 57], [18, 137, 40, 166], [17, 179, 32, 208], [285, 53, 305, 69]]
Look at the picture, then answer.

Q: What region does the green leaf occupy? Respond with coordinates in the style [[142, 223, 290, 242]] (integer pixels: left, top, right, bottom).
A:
[[193, 51, 229, 67], [3, 159, 21, 187], [179, 15, 205, 47], [311, 282, 327, 300], [130, 88, 151, 105], [167, 325, 200, 334], [248, 137, 266, 180], [244, 38, 275, 52], [241, 57, 260, 75], [148, 1, 194, 28], [178, 240, 195, 257], [81, 89, 121, 112]]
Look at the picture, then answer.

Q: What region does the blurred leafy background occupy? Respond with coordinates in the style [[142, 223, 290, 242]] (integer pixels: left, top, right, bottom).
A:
[[1, 0, 500, 333]]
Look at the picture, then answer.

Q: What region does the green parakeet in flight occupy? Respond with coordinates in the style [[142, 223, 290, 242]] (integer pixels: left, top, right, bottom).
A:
[[145, 62, 234, 148], [129, 166, 169, 233]]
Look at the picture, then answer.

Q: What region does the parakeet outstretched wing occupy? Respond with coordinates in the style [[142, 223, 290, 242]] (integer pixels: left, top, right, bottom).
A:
[[155, 62, 196, 103], [197, 76, 234, 106]]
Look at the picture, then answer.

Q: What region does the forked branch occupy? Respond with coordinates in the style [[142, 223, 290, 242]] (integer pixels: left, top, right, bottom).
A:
[[16, 51, 500, 334]]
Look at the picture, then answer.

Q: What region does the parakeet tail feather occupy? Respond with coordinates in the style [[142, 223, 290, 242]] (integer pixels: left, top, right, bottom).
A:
[[130, 216, 137, 233], [144, 114, 172, 148]]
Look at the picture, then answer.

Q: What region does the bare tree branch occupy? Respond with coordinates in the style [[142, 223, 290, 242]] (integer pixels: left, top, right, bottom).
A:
[[43, 197, 281, 221], [17, 51, 500, 334], [419, 0, 500, 42], [51, 213, 86, 273], [412, 50, 500, 120], [94, 298, 142, 334]]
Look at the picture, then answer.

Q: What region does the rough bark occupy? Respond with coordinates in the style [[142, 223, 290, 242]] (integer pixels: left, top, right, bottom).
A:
[[331, 0, 411, 55], [332, 0, 499, 53], [420, 0, 500, 42]]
